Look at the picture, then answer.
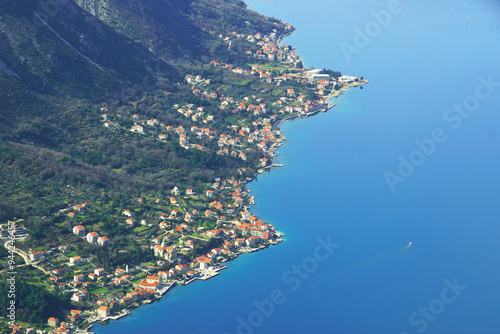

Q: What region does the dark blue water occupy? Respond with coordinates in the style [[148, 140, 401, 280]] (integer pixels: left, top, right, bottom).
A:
[[95, 1, 500, 333]]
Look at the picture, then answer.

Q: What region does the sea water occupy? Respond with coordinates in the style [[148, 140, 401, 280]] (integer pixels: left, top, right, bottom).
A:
[[95, 1, 500, 333]]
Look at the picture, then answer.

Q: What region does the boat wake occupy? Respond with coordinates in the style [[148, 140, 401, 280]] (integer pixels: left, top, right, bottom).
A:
[[296, 243, 413, 293]]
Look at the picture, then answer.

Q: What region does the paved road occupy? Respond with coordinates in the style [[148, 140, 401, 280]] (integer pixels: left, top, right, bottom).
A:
[[3, 241, 49, 275]]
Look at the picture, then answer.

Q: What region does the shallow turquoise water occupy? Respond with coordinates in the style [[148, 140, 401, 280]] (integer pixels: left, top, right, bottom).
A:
[[95, 1, 500, 333]]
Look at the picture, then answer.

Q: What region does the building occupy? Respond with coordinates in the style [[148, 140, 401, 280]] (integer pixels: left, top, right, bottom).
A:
[[72, 225, 85, 236], [30, 250, 45, 261], [98, 236, 110, 246], [131, 124, 144, 134], [70, 256, 83, 265], [97, 306, 110, 318], [86, 232, 99, 243], [53, 268, 68, 276], [47, 317, 59, 327], [71, 293, 84, 302], [73, 274, 84, 282], [94, 268, 106, 276]]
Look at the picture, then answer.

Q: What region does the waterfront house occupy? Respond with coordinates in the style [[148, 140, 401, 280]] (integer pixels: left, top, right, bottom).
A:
[[138, 280, 159, 291], [97, 306, 110, 318], [146, 275, 161, 284], [175, 264, 189, 273]]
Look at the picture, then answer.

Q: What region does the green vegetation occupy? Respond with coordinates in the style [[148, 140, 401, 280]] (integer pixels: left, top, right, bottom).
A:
[[0, 281, 71, 329], [0, 0, 365, 330]]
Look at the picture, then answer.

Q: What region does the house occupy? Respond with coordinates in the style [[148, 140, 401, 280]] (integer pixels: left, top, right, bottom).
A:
[[53, 268, 68, 276], [58, 245, 69, 253], [97, 306, 110, 318], [72, 225, 85, 236], [206, 190, 214, 198], [196, 256, 212, 270], [147, 119, 159, 126], [98, 236, 110, 246], [70, 256, 83, 265], [71, 293, 84, 302], [47, 317, 59, 327], [30, 250, 45, 261], [146, 275, 161, 284], [94, 268, 106, 276], [86, 232, 99, 243], [240, 211, 250, 220], [131, 124, 144, 134], [235, 238, 246, 247], [70, 310, 82, 320], [164, 246, 177, 260], [175, 264, 189, 273], [138, 280, 159, 291], [74, 274, 84, 282], [114, 277, 126, 285], [122, 210, 132, 217]]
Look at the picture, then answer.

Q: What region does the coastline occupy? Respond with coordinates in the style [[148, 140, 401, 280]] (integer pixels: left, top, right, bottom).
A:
[[66, 13, 366, 334]]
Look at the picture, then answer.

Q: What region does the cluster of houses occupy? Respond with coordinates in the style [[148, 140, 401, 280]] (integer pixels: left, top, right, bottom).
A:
[[72, 225, 110, 246], [214, 18, 298, 64], [144, 180, 277, 280]]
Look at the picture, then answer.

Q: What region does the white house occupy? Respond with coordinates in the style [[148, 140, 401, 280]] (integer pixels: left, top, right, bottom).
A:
[[72, 225, 85, 236], [86, 232, 99, 243]]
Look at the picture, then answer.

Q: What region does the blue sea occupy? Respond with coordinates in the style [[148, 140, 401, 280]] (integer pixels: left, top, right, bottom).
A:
[[95, 1, 500, 333]]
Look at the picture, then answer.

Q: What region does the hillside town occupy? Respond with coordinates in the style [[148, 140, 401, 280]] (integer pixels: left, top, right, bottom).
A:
[[1, 12, 366, 334]]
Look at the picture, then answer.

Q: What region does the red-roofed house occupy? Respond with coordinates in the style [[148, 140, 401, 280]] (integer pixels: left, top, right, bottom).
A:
[[30, 250, 45, 261], [98, 236, 110, 246], [97, 306, 110, 318], [73, 225, 85, 236], [86, 232, 99, 243]]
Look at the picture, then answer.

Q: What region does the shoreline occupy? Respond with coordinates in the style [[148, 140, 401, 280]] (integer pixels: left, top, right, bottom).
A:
[[75, 17, 366, 334]]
